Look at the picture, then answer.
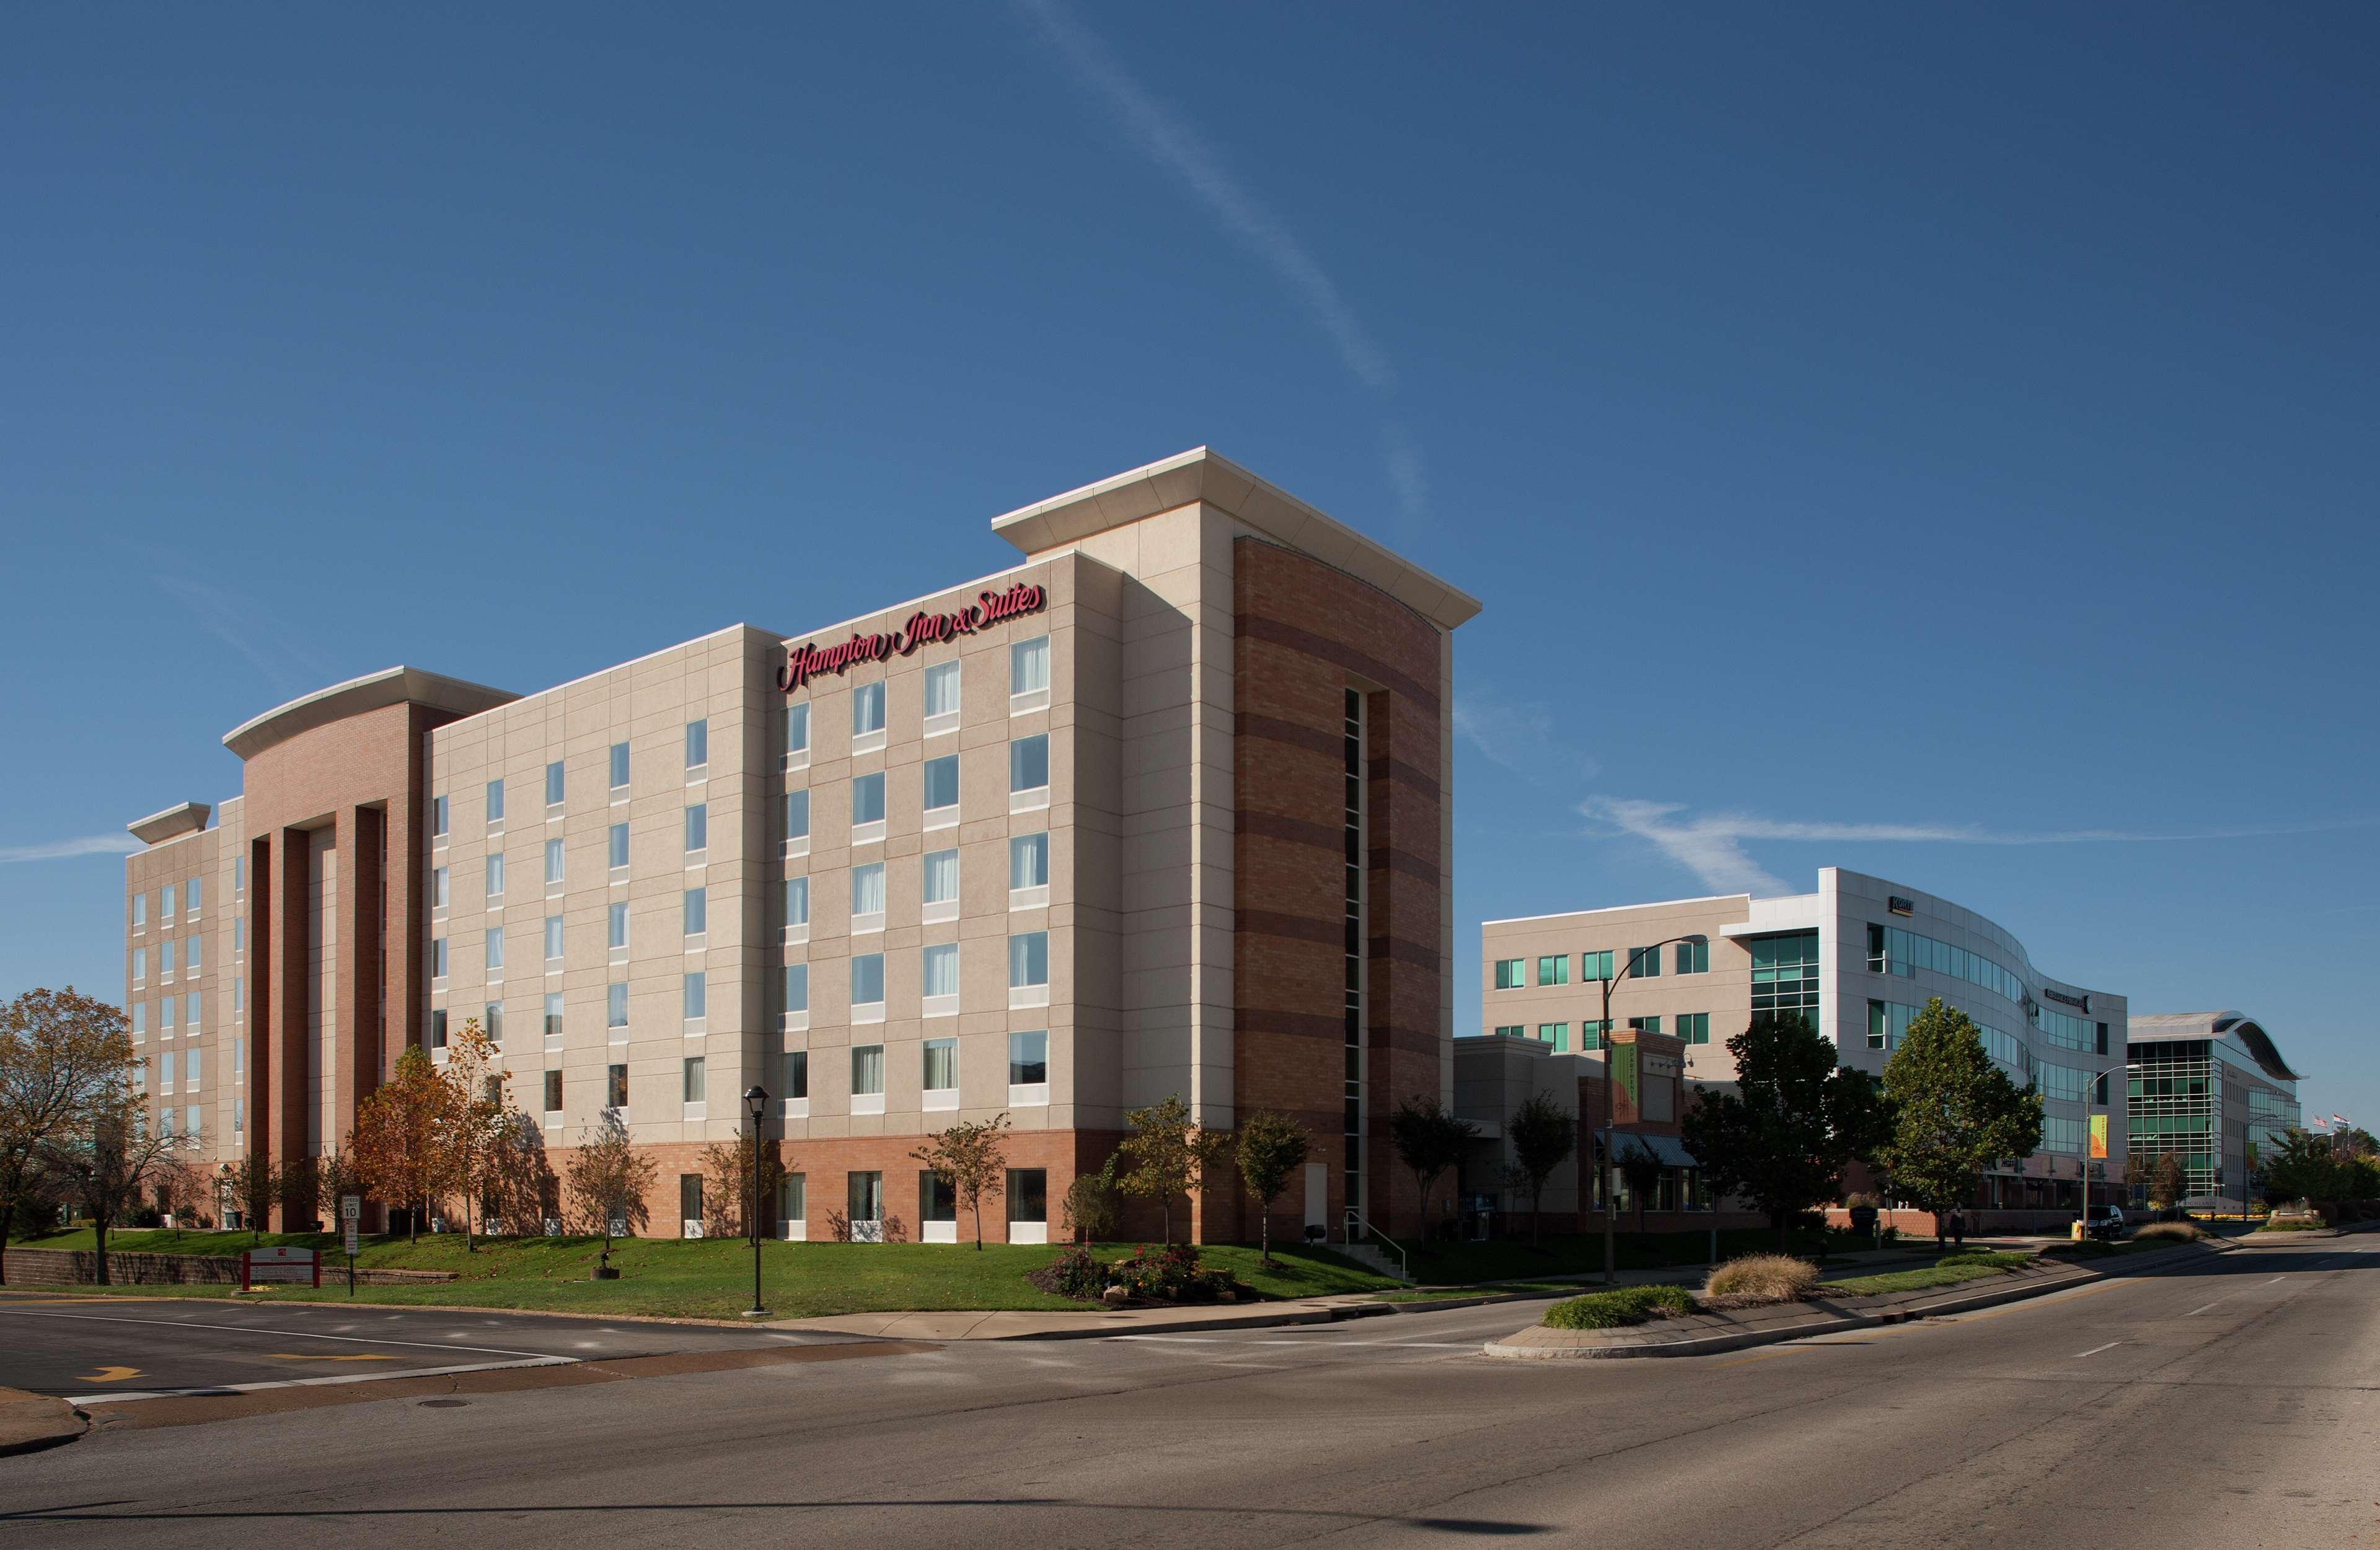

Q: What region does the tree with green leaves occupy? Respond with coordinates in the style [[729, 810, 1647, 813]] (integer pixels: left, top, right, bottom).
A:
[[1117, 1094, 1231, 1244], [1388, 1097, 1477, 1239], [1876, 999, 2043, 1248], [1062, 1152, 1121, 1244], [1682, 1014, 1893, 1249], [912, 1114, 1011, 1249], [1233, 1109, 1309, 1267], [2262, 1129, 2343, 1208], [1505, 1090, 1576, 1247]]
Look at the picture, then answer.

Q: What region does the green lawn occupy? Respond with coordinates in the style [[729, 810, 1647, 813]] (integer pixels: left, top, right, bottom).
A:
[[1404, 1225, 1887, 1287], [1, 1228, 1393, 1319], [1823, 1253, 2034, 1298]]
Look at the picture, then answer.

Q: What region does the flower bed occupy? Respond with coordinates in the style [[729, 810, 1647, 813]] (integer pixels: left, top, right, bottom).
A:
[[1028, 1243, 1247, 1305]]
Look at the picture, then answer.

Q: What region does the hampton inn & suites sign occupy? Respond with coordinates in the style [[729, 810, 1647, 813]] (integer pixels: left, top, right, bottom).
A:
[[778, 582, 1047, 692]]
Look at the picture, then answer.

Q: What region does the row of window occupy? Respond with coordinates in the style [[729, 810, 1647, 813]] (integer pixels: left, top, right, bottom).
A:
[[1866, 922, 2029, 1010], [679, 1166, 1054, 1237], [1492, 940, 1711, 991], [129, 993, 221, 1038], [130, 874, 206, 930], [481, 1032, 1054, 1122], [130, 933, 209, 982], [1491, 1012, 1713, 1051]]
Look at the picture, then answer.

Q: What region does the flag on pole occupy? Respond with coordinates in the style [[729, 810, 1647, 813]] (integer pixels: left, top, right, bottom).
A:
[[2334, 1114, 2348, 1127]]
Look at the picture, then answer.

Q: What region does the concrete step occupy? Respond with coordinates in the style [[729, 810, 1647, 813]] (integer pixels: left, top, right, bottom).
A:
[[1339, 1240, 1414, 1283]]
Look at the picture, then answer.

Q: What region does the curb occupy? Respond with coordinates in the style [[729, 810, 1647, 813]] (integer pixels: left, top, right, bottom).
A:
[[1484, 1240, 2223, 1361], [0, 1389, 87, 1458]]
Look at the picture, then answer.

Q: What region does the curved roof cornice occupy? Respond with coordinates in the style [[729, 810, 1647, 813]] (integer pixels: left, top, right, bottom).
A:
[[223, 666, 518, 761], [2129, 1010, 2301, 1082]]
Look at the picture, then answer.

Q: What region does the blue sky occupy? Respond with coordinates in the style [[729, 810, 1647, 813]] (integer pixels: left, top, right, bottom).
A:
[[4, 6, 2373, 1125]]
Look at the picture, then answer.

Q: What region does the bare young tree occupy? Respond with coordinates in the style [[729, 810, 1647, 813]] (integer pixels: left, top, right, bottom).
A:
[[45, 1073, 192, 1285], [565, 1107, 657, 1272]]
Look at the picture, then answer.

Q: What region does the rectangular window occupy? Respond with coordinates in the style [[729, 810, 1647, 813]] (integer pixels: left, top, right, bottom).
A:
[[544, 838, 564, 886], [133, 946, 147, 984], [923, 848, 961, 908], [1011, 635, 1050, 697], [159, 1050, 175, 1091], [680, 1173, 703, 1226], [1536, 955, 1568, 987], [851, 1044, 885, 1096], [545, 759, 565, 808], [1674, 940, 1709, 975], [923, 1036, 958, 1093], [684, 718, 708, 771], [431, 1008, 449, 1049], [607, 901, 629, 952], [852, 681, 887, 738], [784, 789, 810, 841], [922, 754, 959, 816], [485, 852, 505, 899], [162, 883, 176, 918], [484, 927, 503, 974], [1008, 1030, 1048, 1086], [1678, 1012, 1711, 1045], [484, 1001, 505, 1044], [1492, 958, 1524, 990], [607, 982, 628, 1029], [1628, 946, 1662, 979], [609, 741, 630, 791], [185, 992, 200, 1031], [185, 1045, 201, 1090], [922, 941, 958, 1000], [850, 953, 886, 1009], [1626, 1015, 1663, 1036], [607, 1063, 628, 1109], [609, 822, 630, 870], [850, 773, 885, 827], [782, 962, 809, 1013], [783, 876, 809, 928], [1579, 1019, 1610, 1049], [684, 804, 707, 855], [235, 854, 245, 892], [1537, 1023, 1570, 1052], [161, 995, 176, 1032], [234, 916, 244, 953], [851, 861, 886, 919], [233, 1034, 244, 1076], [431, 938, 447, 979], [1491, 1023, 1522, 1037], [785, 703, 809, 759], [920, 1169, 957, 1225], [544, 1068, 563, 1115], [487, 779, 505, 826], [159, 940, 174, 976], [1009, 734, 1050, 795], [684, 886, 707, 938], [1008, 1168, 1048, 1228], [185, 936, 201, 974], [682, 1056, 706, 1104], [682, 972, 706, 1019], [234, 980, 243, 1013], [1009, 833, 1048, 891], [847, 1170, 884, 1226], [432, 795, 449, 839], [544, 991, 564, 1041], [542, 915, 563, 961], [923, 660, 961, 720], [132, 892, 146, 928], [131, 1002, 145, 1036], [186, 876, 201, 915], [1582, 949, 1615, 981], [1008, 931, 1049, 989], [783, 1049, 808, 1099]]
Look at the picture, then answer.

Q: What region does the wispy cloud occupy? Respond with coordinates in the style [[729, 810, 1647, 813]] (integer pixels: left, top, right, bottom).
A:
[[1, 833, 140, 865], [1455, 694, 1598, 785], [154, 575, 328, 695], [1580, 796, 2380, 896], [1016, 0, 1427, 522]]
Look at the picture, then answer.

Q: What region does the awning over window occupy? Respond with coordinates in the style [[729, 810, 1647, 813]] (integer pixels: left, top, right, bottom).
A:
[[1596, 1130, 1699, 1169]]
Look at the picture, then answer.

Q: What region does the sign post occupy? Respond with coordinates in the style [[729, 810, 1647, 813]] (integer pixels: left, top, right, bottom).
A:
[[340, 1195, 361, 1298]]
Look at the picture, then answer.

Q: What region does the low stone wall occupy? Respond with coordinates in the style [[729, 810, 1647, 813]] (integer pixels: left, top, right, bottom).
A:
[[0, 1246, 454, 1288]]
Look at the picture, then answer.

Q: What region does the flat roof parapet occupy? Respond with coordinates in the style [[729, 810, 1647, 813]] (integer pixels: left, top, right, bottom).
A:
[[223, 666, 519, 761], [127, 801, 211, 845]]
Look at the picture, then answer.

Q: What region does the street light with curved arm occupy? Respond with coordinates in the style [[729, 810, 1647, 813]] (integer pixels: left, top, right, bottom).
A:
[[1596, 935, 1709, 1286]]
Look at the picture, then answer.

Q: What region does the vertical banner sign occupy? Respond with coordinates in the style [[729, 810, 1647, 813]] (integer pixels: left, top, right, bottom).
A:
[[2087, 1114, 2108, 1160]]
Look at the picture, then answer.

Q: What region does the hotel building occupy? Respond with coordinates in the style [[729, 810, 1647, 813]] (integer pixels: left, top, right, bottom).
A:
[[1478, 868, 2130, 1228], [118, 449, 1478, 1244]]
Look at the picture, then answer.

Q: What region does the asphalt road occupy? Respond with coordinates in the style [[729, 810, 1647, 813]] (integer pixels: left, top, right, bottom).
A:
[[3, 1236, 2375, 1549], [0, 1297, 849, 1400]]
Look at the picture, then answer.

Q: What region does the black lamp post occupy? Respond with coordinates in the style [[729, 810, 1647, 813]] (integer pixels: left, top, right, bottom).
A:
[[743, 1085, 769, 1318], [1596, 935, 1708, 1286]]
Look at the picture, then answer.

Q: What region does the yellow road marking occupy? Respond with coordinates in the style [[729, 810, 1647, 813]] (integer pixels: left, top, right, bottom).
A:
[[265, 1353, 397, 1362], [77, 1366, 141, 1383]]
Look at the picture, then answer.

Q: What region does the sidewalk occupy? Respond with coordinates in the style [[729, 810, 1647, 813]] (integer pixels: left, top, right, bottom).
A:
[[0, 1387, 85, 1458]]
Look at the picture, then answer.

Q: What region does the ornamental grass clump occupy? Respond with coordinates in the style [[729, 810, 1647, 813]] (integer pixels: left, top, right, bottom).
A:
[[1703, 1253, 1820, 1303], [1540, 1284, 1696, 1331], [2136, 1220, 2208, 1242]]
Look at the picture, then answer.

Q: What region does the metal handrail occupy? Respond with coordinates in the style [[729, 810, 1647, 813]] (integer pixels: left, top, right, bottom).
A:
[[1342, 1208, 1409, 1282]]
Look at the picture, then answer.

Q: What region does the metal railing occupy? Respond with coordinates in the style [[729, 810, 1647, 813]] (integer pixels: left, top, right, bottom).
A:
[[1342, 1208, 1410, 1282]]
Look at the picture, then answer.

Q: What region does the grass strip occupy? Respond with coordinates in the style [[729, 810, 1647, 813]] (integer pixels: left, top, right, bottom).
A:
[[1540, 1283, 1696, 1330], [1825, 1253, 2035, 1297]]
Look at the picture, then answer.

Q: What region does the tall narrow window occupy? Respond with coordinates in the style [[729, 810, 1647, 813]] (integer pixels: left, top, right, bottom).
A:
[[607, 982, 628, 1031], [1010, 635, 1050, 697], [607, 902, 629, 953], [608, 1063, 628, 1109], [431, 938, 448, 979], [850, 774, 885, 829], [785, 703, 809, 760], [852, 682, 886, 739], [683, 886, 707, 938], [850, 954, 886, 1010], [1009, 734, 1049, 799], [682, 972, 706, 1019], [132, 892, 146, 928], [783, 1050, 809, 1099], [684, 804, 707, 855], [1008, 931, 1049, 1000], [484, 1002, 505, 1044], [682, 1057, 706, 1104], [486, 779, 505, 826], [1008, 1031, 1049, 1091], [923, 1037, 958, 1094], [922, 754, 959, 819], [1009, 833, 1049, 891], [431, 1008, 449, 1049], [186, 876, 201, 915], [922, 848, 960, 914], [484, 927, 504, 974], [783, 876, 809, 930], [545, 759, 565, 808], [850, 861, 886, 920], [782, 963, 809, 1015], [923, 661, 961, 723], [162, 883, 177, 918], [609, 822, 630, 870], [544, 838, 564, 886], [784, 790, 810, 845], [432, 795, 450, 838], [485, 852, 505, 899], [851, 1045, 885, 1096], [922, 942, 959, 1003], [685, 718, 708, 772], [544, 991, 564, 1041], [609, 741, 630, 791], [429, 863, 450, 909], [544, 1068, 563, 1116]]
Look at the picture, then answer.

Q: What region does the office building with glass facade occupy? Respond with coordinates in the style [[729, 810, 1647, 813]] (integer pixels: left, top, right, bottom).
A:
[[2125, 1011, 2302, 1213], [1480, 866, 2131, 1226], [119, 449, 1478, 1244]]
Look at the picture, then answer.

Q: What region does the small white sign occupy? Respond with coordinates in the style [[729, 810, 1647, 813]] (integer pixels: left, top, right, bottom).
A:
[[340, 1195, 361, 1222], [343, 1222, 360, 1256]]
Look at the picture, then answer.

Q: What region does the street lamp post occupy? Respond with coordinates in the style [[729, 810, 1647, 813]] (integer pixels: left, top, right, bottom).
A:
[[1598, 935, 1709, 1286], [2073, 1058, 2130, 1236], [743, 1085, 769, 1318]]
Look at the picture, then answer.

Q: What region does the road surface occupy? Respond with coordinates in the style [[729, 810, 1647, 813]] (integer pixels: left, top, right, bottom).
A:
[[2, 1236, 2373, 1549]]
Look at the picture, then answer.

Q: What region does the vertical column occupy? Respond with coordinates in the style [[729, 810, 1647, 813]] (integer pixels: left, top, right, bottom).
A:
[[245, 836, 273, 1218], [271, 827, 314, 1227], [335, 805, 384, 1150]]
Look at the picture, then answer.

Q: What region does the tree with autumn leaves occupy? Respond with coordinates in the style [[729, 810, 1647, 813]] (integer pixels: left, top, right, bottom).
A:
[[348, 1018, 538, 1249]]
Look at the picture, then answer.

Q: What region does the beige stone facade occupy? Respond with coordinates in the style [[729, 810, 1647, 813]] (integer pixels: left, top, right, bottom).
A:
[[121, 449, 1480, 1243]]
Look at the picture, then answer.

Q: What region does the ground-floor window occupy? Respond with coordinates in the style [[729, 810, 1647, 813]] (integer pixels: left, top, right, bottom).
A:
[[848, 1170, 884, 1241], [920, 1171, 956, 1223], [679, 1173, 703, 1236], [1007, 1168, 1047, 1244], [780, 1173, 805, 1229]]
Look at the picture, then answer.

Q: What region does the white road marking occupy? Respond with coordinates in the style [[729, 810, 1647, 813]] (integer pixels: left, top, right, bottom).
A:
[[68, 1354, 575, 1405], [2071, 1341, 2123, 1358], [0, 1308, 552, 1359]]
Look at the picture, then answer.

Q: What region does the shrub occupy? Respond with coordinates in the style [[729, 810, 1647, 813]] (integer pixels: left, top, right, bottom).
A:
[[2134, 1221, 2206, 1243], [1704, 1254, 1820, 1301], [2254, 1218, 2322, 1234], [1843, 1192, 1879, 1211], [1048, 1246, 1108, 1298], [1541, 1284, 1696, 1330]]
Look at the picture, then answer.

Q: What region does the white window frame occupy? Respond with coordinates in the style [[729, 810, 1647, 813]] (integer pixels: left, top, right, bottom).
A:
[[922, 660, 962, 739]]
